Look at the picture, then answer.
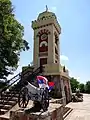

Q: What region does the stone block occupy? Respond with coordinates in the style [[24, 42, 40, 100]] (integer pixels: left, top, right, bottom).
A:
[[50, 98, 66, 106], [10, 103, 64, 120]]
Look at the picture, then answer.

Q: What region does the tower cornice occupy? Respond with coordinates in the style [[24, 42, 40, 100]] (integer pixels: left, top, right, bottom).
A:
[[32, 18, 61, 34]]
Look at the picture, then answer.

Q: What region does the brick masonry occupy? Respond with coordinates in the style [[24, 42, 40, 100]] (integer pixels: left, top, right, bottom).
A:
[[63, 77, 71, 103], [10, 103, 64, 120]]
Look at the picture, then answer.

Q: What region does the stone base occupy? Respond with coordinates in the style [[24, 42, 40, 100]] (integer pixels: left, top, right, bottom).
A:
[[10, 103, 64, 120], [50, 97, 66, 106], [62, 97, 66, 106]]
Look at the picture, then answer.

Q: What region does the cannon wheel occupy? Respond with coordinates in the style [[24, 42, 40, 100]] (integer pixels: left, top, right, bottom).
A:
[[41, 88, 49, 112], [18, 87, 29, 108]]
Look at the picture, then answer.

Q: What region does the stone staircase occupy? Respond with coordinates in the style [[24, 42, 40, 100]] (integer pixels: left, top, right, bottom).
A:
[[63, 107, 73, 119], [0, 90, 19, 115], [49, 99, 73, 119], [0, 66, 44, 119]]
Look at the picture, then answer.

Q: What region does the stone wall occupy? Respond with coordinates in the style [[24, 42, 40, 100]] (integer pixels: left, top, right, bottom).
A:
[[53, 75, 62, 98], [63, 77, 71, 103], [46, 75, 62, 98], [50, 98, 66, 106], [10, 103, 64, 120]]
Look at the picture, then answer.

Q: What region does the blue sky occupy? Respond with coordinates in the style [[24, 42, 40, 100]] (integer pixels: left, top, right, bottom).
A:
[[10, 0, 90, 83]]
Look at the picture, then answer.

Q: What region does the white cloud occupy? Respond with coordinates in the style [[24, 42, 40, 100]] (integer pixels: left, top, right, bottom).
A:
[[60, 55, 81, 81], [60, 55, 69, 61], [76, 77, 80, 81], [7, 62, 27, 80], [7, 66, 22, 80], [60, 55, 69, 69]]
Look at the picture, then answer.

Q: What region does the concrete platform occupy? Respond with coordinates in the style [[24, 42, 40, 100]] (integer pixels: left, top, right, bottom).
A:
[[65, 94, 90, 120], [9, 103, 64, 120]]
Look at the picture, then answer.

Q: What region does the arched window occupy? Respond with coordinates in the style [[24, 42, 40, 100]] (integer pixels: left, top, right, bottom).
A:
[[37, 29, 50, 37], [40, 41, 48, 47], [54, 32, 59, 46], [63, 66, 66, 72], [55, 47, 58, 54]]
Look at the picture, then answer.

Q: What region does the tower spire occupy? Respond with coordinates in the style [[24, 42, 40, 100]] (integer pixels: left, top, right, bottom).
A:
[[46, 5, 48, 12]]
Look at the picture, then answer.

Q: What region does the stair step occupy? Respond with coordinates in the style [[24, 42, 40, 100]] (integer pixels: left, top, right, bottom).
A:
[[11, 97, 18, 101], [63, 108, 73, 119], [0, 99, 17, 103], [2, 105, 12, 110], [0, 104, 4, 108], [0, 100, 16, 106], [0, 117, 9, 120], [63, 107, 71, 116], [0, 96, 18, 101], [0, 104, 11, 110], [2, 94, 19, 98], [0, 109, 8, 115], [9, 89, 20, 92], [5, 101, 16, 105], [2, 92, 19, 95], [4, 90, 19, 95]]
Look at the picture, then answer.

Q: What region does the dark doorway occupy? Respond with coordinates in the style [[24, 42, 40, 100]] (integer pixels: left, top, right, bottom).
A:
[[40, 58, 47, 66]]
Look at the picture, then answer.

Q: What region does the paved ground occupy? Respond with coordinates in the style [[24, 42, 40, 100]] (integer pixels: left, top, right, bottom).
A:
[[65, 94, 90, 120]]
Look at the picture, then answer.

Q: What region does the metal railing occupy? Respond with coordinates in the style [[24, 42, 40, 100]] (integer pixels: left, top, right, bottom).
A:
[[0, 66, 44, 103]]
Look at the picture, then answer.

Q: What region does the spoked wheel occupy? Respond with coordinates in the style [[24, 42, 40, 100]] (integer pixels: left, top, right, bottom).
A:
[[41, 88, 49, 112], [18, 87, 29, 108]]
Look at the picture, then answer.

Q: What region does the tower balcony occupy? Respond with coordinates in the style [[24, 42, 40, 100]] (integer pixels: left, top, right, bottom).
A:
[[43, 63, 69, 78], [60, 65, 70, 78], [60, 70, 70, 79]]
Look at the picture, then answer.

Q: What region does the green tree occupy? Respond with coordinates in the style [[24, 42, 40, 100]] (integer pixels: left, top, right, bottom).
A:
[[0, 0, 29, 79], [79, 83, 85, 93], [70, 77, 79, 93], [85, 81, 90, 93], [0, 80, 9, 90]]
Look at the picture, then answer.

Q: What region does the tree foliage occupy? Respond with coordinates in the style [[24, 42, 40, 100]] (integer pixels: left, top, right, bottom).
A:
[[70, 77, 79, 93], [79, 83, 85, 93], [85, 81, 90, 93], [70, 78, 90, 94], [0, 80, 8, 89], [0, 0, 29, 79]]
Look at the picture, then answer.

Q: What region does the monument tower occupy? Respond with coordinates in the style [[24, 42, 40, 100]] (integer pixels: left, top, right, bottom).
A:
[[32, 6, 71, 103], [32, 6, 60, 67]]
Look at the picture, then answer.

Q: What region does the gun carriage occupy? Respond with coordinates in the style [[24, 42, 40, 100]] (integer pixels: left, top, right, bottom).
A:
[[18, 80, 49, 112]]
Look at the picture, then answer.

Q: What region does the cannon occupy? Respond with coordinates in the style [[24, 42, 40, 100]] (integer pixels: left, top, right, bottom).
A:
[[18, 79, 49, 112]]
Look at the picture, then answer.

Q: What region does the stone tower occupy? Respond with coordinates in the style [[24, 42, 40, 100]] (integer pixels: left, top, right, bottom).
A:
[[32, 7, 61, 68], [32, 7, 72, 103]]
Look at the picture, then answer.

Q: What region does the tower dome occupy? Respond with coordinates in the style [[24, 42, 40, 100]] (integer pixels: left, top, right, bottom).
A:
[[37, 6, 57, 20]]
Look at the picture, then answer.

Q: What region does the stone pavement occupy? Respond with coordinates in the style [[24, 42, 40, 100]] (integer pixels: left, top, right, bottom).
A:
[[65, 94, 90, 120]]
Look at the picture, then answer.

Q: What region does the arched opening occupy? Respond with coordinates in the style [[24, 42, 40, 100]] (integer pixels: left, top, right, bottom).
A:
[[64, 86, 68, 104], [40, 41, 48, 47], [63, 66, 66, 72]]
